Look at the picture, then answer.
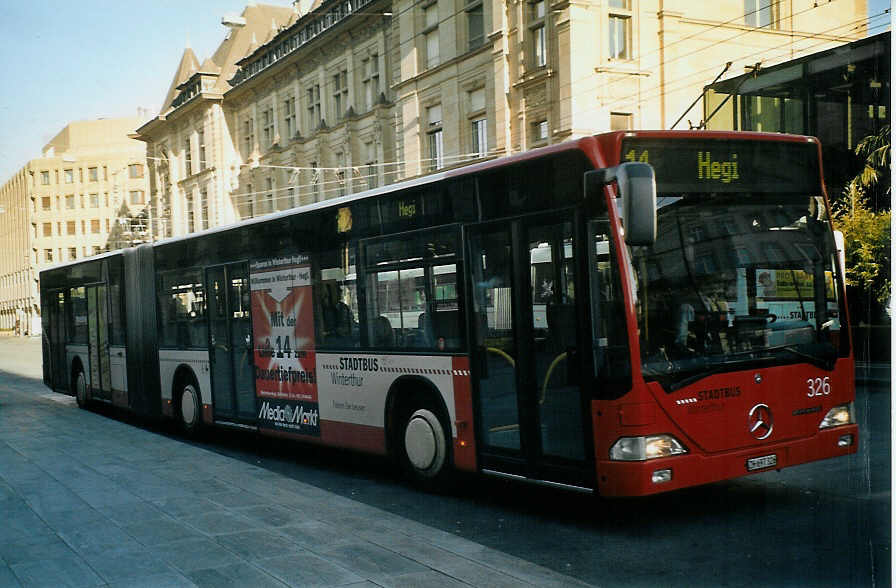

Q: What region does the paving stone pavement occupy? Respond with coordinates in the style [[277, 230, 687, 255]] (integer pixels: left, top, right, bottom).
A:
[[0, 338, 591, 587]]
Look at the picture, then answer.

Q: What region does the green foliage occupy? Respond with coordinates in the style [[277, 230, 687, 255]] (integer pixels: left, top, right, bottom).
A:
[[833, 199, 890, 305], [832, 125, 891, 307], [849, 125, 890, 211]]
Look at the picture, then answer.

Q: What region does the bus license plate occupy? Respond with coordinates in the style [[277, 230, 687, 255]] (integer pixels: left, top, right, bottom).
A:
[[747, 454, 777, 471]]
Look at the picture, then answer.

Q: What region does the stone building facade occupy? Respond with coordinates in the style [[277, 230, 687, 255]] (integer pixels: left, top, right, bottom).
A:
[[137, 0, 868, 238], [0, 118, 149, 333]]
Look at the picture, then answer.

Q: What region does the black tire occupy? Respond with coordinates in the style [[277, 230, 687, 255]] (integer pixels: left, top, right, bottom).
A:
[[397, 402, 452, 486], [74, 367, 89, 409], [178, 381, 202, 435]]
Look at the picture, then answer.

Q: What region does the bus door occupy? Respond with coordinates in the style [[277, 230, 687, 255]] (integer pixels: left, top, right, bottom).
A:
[[47, 290, 68, 390], [85, 284, 112, 401], [467, 213, 593, 487], [206, 262, 256, 422]]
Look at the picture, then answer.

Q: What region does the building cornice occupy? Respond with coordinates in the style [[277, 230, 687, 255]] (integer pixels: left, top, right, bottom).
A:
[[228, 0, 390, 90]]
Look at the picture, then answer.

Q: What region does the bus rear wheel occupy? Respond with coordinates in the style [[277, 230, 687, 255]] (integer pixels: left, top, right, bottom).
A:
[[178, 382, 201, 435], [400, 407, 450, 484], [74, 368, 88, 409]]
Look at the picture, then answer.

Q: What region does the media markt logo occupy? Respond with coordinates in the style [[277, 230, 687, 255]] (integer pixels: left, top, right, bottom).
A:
[[259, 400, 320, 435]]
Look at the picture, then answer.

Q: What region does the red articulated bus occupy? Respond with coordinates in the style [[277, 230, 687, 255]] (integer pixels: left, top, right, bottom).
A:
[[40, 130, 857, 496]]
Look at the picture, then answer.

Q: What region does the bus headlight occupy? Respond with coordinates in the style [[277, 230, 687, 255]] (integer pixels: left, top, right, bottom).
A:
[[610, 435, 688, 461], [819, 403, 855, 429]]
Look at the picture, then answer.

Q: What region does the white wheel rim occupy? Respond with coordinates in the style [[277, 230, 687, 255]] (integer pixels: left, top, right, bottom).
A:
[[404, 409, 446, 476], [182, 386, 197, 426]]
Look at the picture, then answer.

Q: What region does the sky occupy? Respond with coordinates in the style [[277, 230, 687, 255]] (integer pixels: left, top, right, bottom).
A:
[[0, 0, 268, 182], [0, 0, 890, 184]]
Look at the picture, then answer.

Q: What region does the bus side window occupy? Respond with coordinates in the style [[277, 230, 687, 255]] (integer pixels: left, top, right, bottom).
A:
[[315, 243, 361, 350], [157, 269, 207, 350], [362, 227, 462, 351], [588, 219, 631, 393]]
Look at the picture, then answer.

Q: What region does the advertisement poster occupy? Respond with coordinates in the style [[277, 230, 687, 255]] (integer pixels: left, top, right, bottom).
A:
[[250, 255, 320, 436]]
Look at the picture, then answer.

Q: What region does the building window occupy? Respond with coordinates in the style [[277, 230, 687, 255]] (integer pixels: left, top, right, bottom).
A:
[[423, 4, 440, 69], [68, 247, 77, 260], [67, 221, 76, 235], [243, 117, 255, 157], [91, 219, 100, 234], [467, 1, 484, 50], [186, 191, 195, 233], [531, 118, 549, 146], [265, 177, 275, 212], [93, 246, 101, 255], [88, 167, 98, 182], [41, 197, 51, 211], [529, 1, 546, 68], [608, 0, 631, 60], [105, 218, 110, 232], [41, 171, 50, 185], [184, 136, 192, 176], [64, 169, 73, 184], [65, 194, 75, 209], [427, 105, 444, 171], [745, 0, 777, 28], [262, 106, 275, 147], [471, 118, 487, 157], [362, 54, 380, 110], [284, 96, 297, 138], [307, 84, 321, 129], [336, 152, 346, 197], [308, 163, 319, 202], [332, 69, 348, 121], [43, 223, 52, 237], [198, 128, 206, 171], [129, 190, 145, 205], [610, 112, 633, 130], [364, 141, 378, 189], [45, 249, 53, 263], [128, 163, 144, 178], [199, 187, 208, 230]]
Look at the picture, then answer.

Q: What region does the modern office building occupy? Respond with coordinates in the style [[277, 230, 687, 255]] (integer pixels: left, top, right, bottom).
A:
[[0, 117, 150, 333], [136, 0, 870, 238]]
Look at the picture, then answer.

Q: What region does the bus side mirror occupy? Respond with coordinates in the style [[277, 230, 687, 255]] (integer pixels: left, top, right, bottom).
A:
[[584, 162, 657, 246]]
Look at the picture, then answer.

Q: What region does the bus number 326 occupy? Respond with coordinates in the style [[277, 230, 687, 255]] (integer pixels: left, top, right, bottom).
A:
[[807, 377, 831, 397]]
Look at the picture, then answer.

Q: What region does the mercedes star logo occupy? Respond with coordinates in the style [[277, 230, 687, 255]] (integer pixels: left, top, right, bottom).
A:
[[748, 403, 773, 440]]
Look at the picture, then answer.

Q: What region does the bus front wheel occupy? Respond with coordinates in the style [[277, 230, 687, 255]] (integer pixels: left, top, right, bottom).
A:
[[74, 368, 88, 409], [178, 382, 201, 435], [401, 407, 449, 483]]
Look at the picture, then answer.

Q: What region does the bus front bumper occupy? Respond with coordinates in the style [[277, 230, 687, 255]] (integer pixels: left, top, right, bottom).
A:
[[596, 424, 858, 497]]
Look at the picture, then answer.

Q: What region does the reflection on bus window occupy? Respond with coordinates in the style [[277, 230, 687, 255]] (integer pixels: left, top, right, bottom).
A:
[[634, 197, 847, 386], [69, 287, 88, 344], [363, 227, 462, 351], [316, 243, 361, 348], [157, 269, 207, 349]]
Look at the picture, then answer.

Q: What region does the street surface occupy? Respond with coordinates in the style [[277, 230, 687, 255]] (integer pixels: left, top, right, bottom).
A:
[[0, 335, 889, 587]]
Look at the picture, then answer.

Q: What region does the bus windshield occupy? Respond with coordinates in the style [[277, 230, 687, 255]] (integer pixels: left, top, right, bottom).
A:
[[632, 193, 845, 389]]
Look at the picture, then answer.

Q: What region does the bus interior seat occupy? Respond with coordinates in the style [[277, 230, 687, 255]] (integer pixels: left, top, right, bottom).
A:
[[418, 312, 433, 347], [431, 310, 460, 348], [374, 315, 394, 347]]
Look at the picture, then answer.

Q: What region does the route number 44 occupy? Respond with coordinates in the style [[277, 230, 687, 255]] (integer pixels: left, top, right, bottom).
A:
[[806, 376, 831, 397]]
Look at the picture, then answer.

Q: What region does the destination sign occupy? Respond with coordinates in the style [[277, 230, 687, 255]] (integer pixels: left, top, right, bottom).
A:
[[620, 138, 821, 194]]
